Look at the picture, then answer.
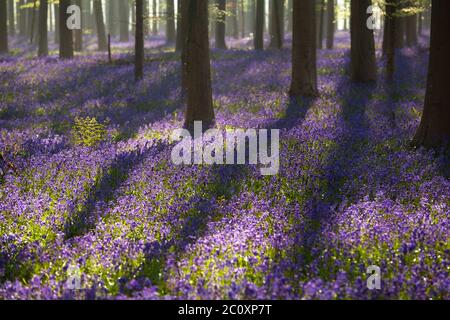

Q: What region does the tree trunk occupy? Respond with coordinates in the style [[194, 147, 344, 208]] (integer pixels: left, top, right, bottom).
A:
[[215, 0, 227, 49], [269, 0, 284, 49], [231, 0, 239, 39], [350, 0, 376, 82], [8, 0, 14, 36], [166, 0, 176, 43], [135, 0, 144, 81], [413, 0, 450, 148], [395, 15, 405, 48], [183, 0, 215, 132], [289, 0, 318, 98], [59, 0, 74, 58], [54, 4, 59, 43], [287, 0, 292, 32], [317, 0, 325, 49], [94, 0, 107, 51], [406, 14, 417, 47], [240, 0, 245, 38], [152, 0, 157, 35], [326, 0, 334, 49], [254, 0, 264, 50], [74, 0, 83, 51], [119, 0, 129, 42], [176, 0, 187, 52], [385, 0, 397, 81], [38, 0, 48, 57], [0, 0, 7, 54]]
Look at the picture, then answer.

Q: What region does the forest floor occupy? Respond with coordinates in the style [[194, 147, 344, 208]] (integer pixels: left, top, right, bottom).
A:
[[0, 33, 448, 299]]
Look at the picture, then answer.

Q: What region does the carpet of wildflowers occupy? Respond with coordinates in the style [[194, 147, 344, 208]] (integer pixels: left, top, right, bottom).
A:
[[0, 33, 448, 300]]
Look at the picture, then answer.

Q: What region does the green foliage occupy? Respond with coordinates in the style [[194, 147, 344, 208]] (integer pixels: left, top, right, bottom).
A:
[[71, 116, 107, 147]]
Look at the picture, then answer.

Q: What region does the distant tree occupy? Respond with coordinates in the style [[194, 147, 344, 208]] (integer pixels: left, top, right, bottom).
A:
[[8, 0, 14, 36], [152, 0, 157, 35], [166, 0, 176, 43], [254, 0, 264, 50], [385, 0, 397, 80], [183, 0, 215, 132], [289, 0, 318, 97], [405, 14, 417, 46], [269, 0, 284, 49], [350, 0, 376, 82], [231, 0, 239, 39], [54, 3, 60, 43], [215, 0, 227, 49], [413, 0, 450, 148], [317, 0, 325, 49], [38, 0, 48, 57], [74, 0, 83, 51], [326, 0, 335, 49], [0, 0, 7, 54], [119, 0, 130, 42], [135, 0, 144, 81], [93, 0, 107, 51], [287, 0, 292, 32]]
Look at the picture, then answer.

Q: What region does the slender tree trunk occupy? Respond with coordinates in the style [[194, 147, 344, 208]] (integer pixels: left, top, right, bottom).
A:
[[326, 0, 334, 49], [152, 0, 157, 35], [254, 0, 264, 50], [94, 0, 107, 51], [413, 0, 450, 148], [289, 0, 318, 98], [287, 0, 292, 32], [350, 0, 376, 82], [418, 12, 422, 36], [131, 0, 136, 34], [269, 0, 283, 49], [30, 0, 37, 43], [215, 0, 227, 49], [385, 0, 397, 81], [395, 13, 405, 48], [54, 4, 60, 43], [231, 0, 238, 39], [8, 0, 14, 36], [119, 0, 129, 42], [406, 14, 417, 47], [38, 0, 48, 56], [183, 0, 215, 132], [135, 0, 144, 81], [317, 0, 325, 49], [0, 0, 7, 54], [74, 0, 83, 51], [240, 0, 245, 38], [166, 0, 175, 43]]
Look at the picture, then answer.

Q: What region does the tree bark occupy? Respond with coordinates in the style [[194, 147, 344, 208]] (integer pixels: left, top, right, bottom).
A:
[[406, 14, 417, 47], [289, 0, 318, 98], [269, 0, 284, 49], [119, 0, 130, 42], [350, 0, 376, 82], [152, 0, 157, 35], [413, 0, 450, 148], [166, 0, 176, 43], [94, 0, 107, 51], [215, 0, 227, 49], [54, 3, 59, 43], [183, 0, 215, 132], [135, 0, 144, 81], [38, 0, 48, 57], [254, 0, 264, 50], [0, 0, 7, 54], [8, 0, 14, 36], [59, 0, 74, 58], [326, 0, 334, 49], [317, 0, 325, 49], [231, 0, 239, 39], [74, 0, 83, 51], [385, 0, 397, 81]]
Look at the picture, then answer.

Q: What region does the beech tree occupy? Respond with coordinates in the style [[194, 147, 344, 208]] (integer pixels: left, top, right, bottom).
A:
[[74, 0, 83, 51], [135, 0, 144, 81], [59, 0, 74, 59], [94, 0, 108, 51], [269, 0, 284, 49], [254, 0, 264, 50], [0, 0, 7, 54], [183, 0, 215, 132], [166, 0, 176, 43], [289, 0, 318, 98], [38, 0, 48, 57], [326, 0, 335, 49], [385, 0, 397, 80], [350, 0, 376, 82], [119, 0, 130, 42], [215, 0, 227, 49], [413, 0, 450, 148]]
